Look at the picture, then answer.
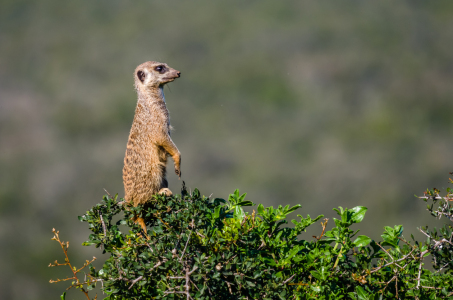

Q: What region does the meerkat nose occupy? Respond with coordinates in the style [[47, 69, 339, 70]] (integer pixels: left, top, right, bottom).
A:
[[176, 71, 181, 77]]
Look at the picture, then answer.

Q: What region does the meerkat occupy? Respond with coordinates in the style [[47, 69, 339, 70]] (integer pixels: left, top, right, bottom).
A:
[[123, 61, 182, 232]]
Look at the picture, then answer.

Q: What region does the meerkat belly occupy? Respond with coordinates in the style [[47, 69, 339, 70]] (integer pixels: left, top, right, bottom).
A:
[[124, 140, 167, 205], [139, 142, 166, 182], [141, 142, 168, 174]]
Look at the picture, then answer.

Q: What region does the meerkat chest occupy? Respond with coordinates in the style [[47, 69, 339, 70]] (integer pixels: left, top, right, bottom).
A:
[[136, 102, 168, 126]]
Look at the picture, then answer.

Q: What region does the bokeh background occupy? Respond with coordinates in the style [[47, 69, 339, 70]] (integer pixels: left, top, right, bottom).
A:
[[2, 1, 453, 299]]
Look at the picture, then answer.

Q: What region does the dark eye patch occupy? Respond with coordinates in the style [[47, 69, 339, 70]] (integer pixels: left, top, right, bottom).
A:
[[155, 65, 166, 74], [137, 70, 146, 83]]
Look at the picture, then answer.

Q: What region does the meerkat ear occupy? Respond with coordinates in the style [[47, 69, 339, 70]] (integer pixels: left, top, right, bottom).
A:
[[137, 70, 146, 83]]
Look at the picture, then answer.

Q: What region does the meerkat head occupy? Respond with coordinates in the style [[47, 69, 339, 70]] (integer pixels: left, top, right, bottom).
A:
[[134, 61, 181, 90]]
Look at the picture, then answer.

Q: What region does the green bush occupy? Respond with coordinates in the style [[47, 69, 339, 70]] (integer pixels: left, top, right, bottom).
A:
[[52, 182, 453, 299]]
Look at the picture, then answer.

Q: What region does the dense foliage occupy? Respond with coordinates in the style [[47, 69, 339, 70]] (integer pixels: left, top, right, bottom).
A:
[[52, 182, 453, 299]]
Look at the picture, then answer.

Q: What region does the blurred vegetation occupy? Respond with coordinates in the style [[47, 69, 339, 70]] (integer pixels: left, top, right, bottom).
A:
[[2, 1, 453, 299]]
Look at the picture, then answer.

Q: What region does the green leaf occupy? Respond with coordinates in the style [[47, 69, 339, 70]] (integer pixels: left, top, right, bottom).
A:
[[286, 245, 300, 260], [257, 204, 265, 216], [284, 204, 301, 215], [353, 235, 371, 247], [238, 192, 246, 202], [237, 201, 254, 207], [234, 206, 245, 220], [333, 207, 341, 216], [260, 257, 276, 266], [60, 292, 66, 300], [356, 286, 370, 300], [381, 225, 403, 248], [333, 218, 343, 228], [213, 206, 221, 219], [310, 285, 321, 292], [82, 241, 98, 246], [350, 206, 368, 224], [213, 198, 226, 205]]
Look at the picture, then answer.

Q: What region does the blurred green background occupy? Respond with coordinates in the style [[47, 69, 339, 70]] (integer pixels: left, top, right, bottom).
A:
[[2, 1, 453, 299]]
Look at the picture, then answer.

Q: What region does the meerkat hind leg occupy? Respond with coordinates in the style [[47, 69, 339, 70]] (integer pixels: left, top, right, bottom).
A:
[[158, 188, 172, 196]]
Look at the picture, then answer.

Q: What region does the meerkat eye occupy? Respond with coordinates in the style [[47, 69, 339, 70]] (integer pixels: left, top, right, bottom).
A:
[[155, 65, 166, 74], [137, 70, 146, 83]]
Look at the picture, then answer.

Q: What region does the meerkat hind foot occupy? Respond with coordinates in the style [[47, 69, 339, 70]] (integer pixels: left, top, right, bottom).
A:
[[158, 188, 173, 196]]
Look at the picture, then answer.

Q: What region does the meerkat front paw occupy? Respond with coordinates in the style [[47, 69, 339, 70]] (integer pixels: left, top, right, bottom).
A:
[[158, 188, 173, 196], [175, 166, 181, 179], [173, 154, 181, 179]]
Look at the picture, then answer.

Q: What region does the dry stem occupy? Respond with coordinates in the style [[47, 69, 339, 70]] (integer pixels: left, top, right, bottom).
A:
[[49, 228, 97, 300]]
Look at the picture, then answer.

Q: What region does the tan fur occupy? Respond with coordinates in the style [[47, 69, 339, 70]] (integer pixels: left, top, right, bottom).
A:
[[123, 61, 181, 208]]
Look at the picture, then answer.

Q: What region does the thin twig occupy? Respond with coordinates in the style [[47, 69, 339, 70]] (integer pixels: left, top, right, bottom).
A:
[[99, 213, 107, 237], [313, 218, 329, 241], [433, 261, 451, 274], [283, 274, 296, 285], [381, 275, 397, 294], [376, 243, 395, 260], [179, 220, 194, 262], [103, 188, 112, 198], [333, 244, 344, 269], [128, 276, 144, 290], [143, 241, 154, 253], [149, 261, 162, 272], [185, 267, 194, 300], [419, 228, 453, 247], [416, 253, 424, 290], [370, 247, 416, 273], [192, 279, 202, 289], [224, 279, 233, 294], [49, 229, 94, 300], [418, 195, 453, 201]]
